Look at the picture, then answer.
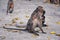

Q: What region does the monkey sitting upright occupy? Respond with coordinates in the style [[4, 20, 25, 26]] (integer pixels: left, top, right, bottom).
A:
[[7, 0, 14, 14], [26, 6, 46, 36], [4, 6, 46, 36]]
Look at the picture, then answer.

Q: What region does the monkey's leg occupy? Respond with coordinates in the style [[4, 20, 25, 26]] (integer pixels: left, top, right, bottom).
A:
[[26, 19, 33, 31], [26, 24, 33, 33], [26, 22, 39, 36], [38, 20, 46, 34], [31, 21, 39, 36], [56, 0, 58, 4]]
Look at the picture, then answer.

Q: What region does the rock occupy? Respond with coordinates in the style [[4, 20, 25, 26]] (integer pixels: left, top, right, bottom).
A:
[[35, 27, 40, 32]]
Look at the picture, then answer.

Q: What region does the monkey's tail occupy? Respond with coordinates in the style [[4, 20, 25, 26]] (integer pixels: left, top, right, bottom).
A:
[[3, 26, 27, 31], [3, 26, 39, 36]]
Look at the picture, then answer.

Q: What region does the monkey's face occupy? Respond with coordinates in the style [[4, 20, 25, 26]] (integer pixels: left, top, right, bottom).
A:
[[38, 10, 43, 17], [32, 14, 37, 20], [37, 6, 45, 13], [10, 3, 14, 8], [38, 7, 45, 16]]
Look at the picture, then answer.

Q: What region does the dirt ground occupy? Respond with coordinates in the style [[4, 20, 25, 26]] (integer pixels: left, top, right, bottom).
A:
[[0, 0, 60, 40]]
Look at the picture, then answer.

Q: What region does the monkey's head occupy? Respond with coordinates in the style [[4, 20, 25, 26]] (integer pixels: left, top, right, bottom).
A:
[[37, 6, 44, 12], [36, 6, 45, 16]]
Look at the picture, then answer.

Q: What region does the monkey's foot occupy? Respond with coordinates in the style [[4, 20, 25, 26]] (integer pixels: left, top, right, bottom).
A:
[[29, 31, 39, 36], [35, 31, 39, 33], [33, 32, 39, 36], [42, 32, 46, 34], [42, 24, 47, 27]]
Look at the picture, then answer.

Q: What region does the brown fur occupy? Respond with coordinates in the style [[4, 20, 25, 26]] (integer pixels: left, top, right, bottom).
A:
[[26, 6, 46, 36]]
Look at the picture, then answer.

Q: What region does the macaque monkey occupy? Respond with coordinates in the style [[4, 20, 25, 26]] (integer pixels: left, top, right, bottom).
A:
[[50, 0, 60, 5], [7, 0, 14, 14], [26, 6, 46, 36], [4, 6, 46, 36]]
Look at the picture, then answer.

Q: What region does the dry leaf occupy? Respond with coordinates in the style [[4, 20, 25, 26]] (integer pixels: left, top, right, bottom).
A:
[[12, 19, 16, 23], [56, 34, 60, 36], [15, 17, 19, 20], [50, 31, 56, 34], [56, 22, 60, 24], [25, 16, 29, 18]]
